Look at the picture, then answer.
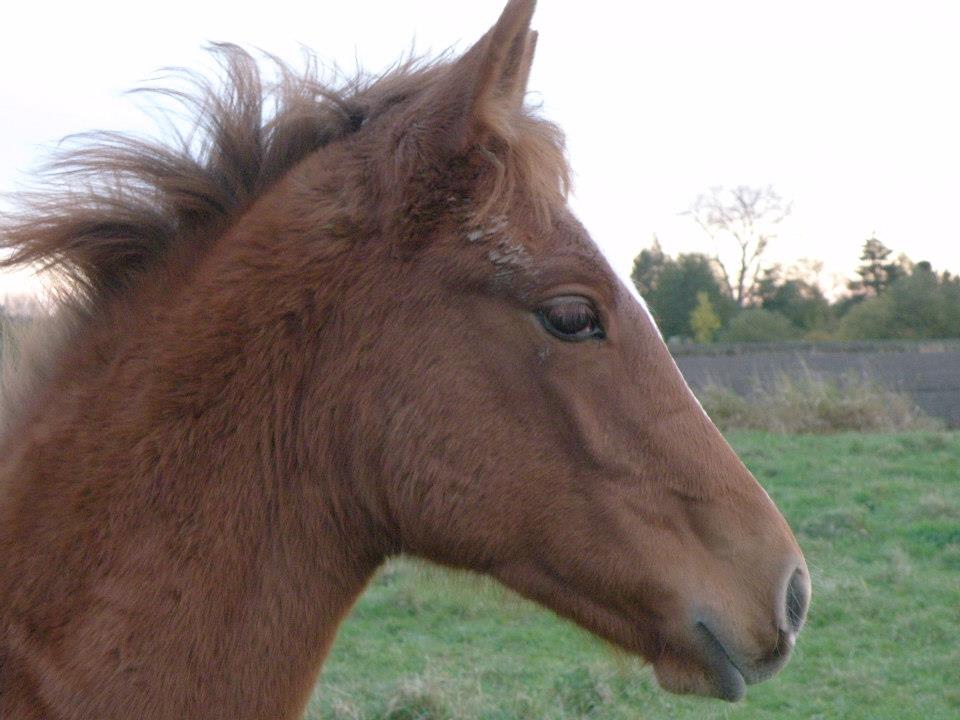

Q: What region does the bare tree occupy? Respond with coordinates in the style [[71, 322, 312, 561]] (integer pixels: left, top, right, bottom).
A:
[[685, 185, 791, 307]]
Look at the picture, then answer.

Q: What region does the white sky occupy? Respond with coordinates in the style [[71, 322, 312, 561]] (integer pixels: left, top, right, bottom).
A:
[[3, 0, 960, 297]]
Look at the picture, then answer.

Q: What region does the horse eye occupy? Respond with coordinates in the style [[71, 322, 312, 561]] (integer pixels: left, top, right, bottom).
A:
[[537, 297, 605, 342]]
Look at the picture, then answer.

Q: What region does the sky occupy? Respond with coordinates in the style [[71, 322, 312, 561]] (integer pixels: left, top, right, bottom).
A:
[[2, 0, 960, 298]]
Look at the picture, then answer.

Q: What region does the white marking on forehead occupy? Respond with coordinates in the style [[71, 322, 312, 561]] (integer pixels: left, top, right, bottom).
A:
[[464, 215, 535, 281], [466, 215, 509, 243], [487, 239, 534, 284], [487, 241, 531, 269]]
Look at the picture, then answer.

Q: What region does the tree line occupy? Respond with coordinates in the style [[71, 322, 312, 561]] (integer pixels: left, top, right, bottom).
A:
[[632, 186, 960, 342]]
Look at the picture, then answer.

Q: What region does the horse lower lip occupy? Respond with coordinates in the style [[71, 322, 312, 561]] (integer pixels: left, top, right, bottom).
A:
[[696, 622, 746, 702]]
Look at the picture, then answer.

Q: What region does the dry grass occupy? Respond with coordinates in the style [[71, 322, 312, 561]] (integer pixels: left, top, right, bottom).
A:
[[375, 676, 451, 720], [697, 368, 940, 433]]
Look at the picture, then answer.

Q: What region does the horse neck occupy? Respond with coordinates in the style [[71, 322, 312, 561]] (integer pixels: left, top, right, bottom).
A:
[[0, 215, 386, 718]]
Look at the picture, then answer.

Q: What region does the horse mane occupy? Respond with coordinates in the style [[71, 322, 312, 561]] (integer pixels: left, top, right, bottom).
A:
[[0, 43, 569, 307]]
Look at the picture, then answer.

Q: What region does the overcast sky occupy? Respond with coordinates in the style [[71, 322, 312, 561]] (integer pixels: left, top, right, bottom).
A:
[[3, 0, 959, 297]]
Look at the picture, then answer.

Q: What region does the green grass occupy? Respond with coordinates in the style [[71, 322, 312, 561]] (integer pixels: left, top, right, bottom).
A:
[[307, 432, 960, 719]]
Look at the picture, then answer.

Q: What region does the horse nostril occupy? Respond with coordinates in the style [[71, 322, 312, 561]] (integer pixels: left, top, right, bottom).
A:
[[784, 567, 809, 633]]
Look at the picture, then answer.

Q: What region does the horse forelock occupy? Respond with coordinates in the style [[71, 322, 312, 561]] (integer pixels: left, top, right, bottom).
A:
[[0, 43, 570, 305]]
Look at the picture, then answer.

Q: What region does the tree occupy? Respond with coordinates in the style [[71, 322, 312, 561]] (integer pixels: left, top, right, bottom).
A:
[[630, 236, 666, 297], [838, 259, 960, 339], [888, 262, 942, 337], [630, 245, 734, 339], [757, 265, 830, 332], [686, 185, 791, 307], [690, 292, 721, 343], [848, 236, 906, 296]]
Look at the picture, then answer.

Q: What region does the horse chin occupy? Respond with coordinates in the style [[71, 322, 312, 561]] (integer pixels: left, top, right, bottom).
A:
[[492, 561, 760, 702], [651, 640, 746, 702]]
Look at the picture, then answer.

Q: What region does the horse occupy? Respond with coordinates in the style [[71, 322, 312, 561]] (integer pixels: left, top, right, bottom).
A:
[[0, 1, 810, 717]]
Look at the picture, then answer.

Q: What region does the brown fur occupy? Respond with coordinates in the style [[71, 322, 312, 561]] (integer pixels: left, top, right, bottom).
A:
[[0, 2, 809, 718]]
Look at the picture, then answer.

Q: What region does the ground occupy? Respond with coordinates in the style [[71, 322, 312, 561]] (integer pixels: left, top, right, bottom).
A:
[[307, 432, 960, 720]]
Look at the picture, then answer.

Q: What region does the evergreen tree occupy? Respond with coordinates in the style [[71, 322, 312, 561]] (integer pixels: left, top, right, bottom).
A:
[[849, 236, 905, 296]]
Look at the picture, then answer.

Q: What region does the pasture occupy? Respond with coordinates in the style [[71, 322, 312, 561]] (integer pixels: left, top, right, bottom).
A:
[[308, 431, 960, 720]]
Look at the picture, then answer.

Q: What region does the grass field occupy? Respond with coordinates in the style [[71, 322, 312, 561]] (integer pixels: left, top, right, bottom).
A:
[[306, 432, 960, 720]]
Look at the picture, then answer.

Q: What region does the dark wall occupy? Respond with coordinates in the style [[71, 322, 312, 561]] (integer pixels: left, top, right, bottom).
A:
[[672, 340, 960, 428]]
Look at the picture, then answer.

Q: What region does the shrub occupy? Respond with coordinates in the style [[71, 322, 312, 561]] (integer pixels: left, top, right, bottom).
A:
[[836, 294, 896, 339], [718, 308, 799, 342]]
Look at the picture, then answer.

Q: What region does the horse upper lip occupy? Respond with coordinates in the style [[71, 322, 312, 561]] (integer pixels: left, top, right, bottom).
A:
[[695, 622, 747, 702]]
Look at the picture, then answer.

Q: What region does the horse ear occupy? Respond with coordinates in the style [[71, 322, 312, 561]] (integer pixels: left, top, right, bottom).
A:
[[439, 0, 539, 154], [510, 30, 538, 106]]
